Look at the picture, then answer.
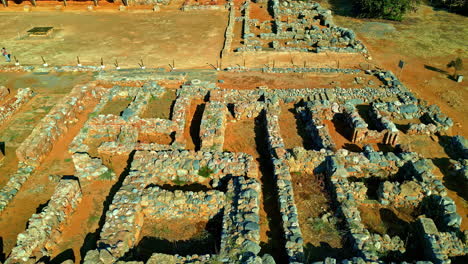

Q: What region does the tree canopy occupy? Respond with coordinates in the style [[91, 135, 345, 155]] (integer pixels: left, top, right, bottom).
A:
[[353, 0, 420, 21]]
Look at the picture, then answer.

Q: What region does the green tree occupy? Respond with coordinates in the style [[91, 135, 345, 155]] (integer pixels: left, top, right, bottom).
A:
[[353, 0, 421, 21], [447, 57, 464, 78]]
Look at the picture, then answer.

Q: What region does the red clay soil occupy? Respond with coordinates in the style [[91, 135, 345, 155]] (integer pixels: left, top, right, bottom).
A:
[[278, 103, 304, 149], [223, 119, 258, 158], [322, 119, 352, 150], [217, 71, 381, 90], [250, 2, 273, 22]]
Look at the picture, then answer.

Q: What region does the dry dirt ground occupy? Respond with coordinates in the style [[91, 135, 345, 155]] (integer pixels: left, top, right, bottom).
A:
[[0, 7, 227, 68]]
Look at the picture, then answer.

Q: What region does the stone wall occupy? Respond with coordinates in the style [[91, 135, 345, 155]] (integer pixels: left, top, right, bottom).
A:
[[142, 187, 225, 220], [416, 217, 467, 264], [200, 102, 228, 152], [221, 0, 235, 58], [6, 178, 82, 263], [343, 103, 399, 145], [129, 150, 258, 183], [233, 101, 265, 120], [0, 88, 35, 125], [236, 0, 367, 54], [326, 156, 406, 260], [0, 165, 35, 212], [297, 102, 336, 151], [219, 176, 263, 263], [451, 135, 468, 159], [72, 152, 115, 180], [17, 83, 104, 166], [264, 108, 304, 263]]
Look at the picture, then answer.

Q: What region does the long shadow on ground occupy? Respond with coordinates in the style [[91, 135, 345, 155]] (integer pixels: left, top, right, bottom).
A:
[[255, 112, 288, 263]]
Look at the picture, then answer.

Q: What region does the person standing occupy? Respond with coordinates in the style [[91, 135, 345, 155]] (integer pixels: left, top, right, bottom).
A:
[[2, 47, 11, 62]]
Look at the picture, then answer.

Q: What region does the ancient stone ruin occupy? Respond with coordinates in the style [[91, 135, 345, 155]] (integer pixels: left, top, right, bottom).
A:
[[0, 1, 466, 264]]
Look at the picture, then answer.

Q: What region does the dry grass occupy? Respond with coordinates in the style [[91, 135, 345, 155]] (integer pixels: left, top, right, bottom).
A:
[[140, 89, 177, 119], [323, 1, 467, 59], [290, 171, 350, 260]]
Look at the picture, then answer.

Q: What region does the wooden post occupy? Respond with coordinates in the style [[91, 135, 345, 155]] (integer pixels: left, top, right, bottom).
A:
[[30, 0, 36, 7], [93, 0, 98, 6], [1, 0, 7, 8], [122, 0, 128, 6], [41, 56, 48, 67], [63, 0, 67, 6]]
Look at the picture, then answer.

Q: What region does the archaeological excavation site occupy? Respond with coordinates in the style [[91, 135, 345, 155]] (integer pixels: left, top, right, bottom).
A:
[[0, 0, 466, 264]]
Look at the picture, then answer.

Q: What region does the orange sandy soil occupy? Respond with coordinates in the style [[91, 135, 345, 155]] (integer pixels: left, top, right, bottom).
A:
[[322, 119, 352, 150], [223, 51, 368, 71], [278, 103, 304, 149], [0, 7, 227, 69], [250, 2, 272, 23], [0, 101, 97, 258], [138, 133, 173, 145], [217, 71, 382, 90], [223, 119, 258, 157]]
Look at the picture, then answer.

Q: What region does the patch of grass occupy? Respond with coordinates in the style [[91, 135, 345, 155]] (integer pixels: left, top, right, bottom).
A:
[[88, 112, 98, 119], [173, 176, 187, 186], [40, 106, 53, 112], [64, 158, 72, 162], [198, 166, 214, 178], [87, 215, 100, 227], [153, 225, 171, 237], [225, 192, 235, 202], [308, 218, 342, 237], [98, 170, 114, 180]]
